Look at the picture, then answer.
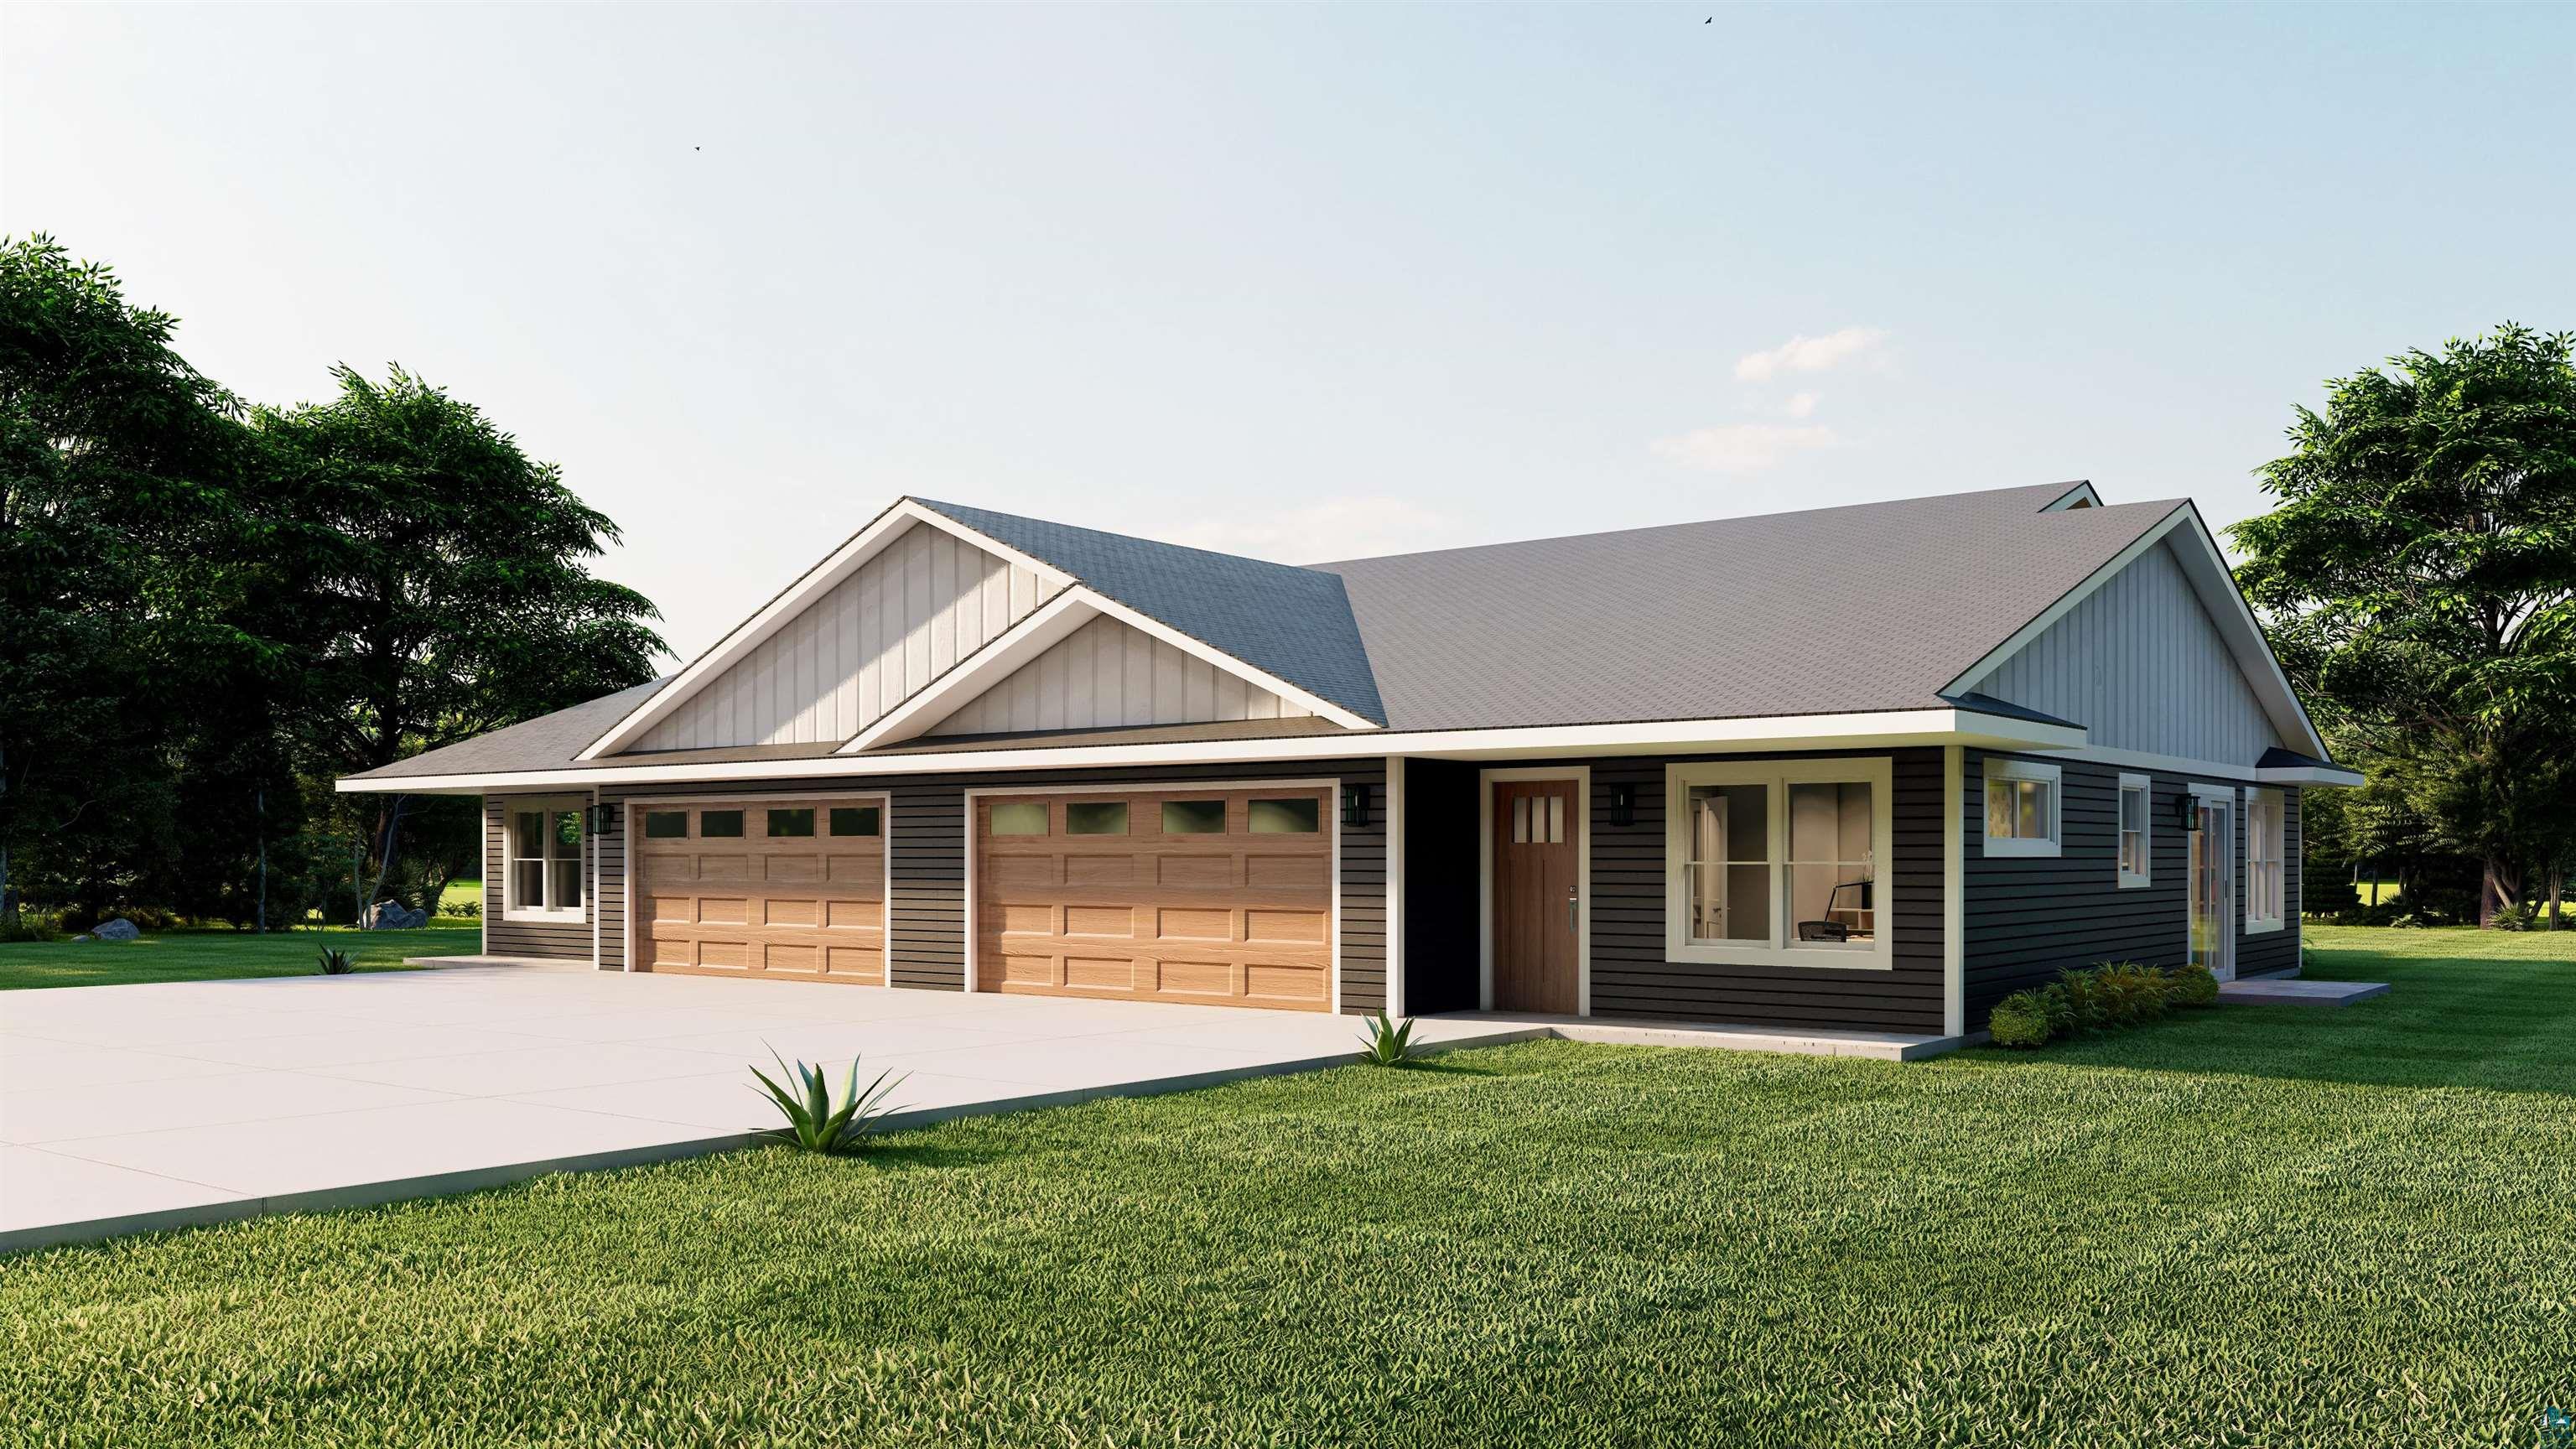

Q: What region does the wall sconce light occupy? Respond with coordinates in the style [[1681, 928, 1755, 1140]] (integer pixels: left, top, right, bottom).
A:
[[2172, 793, 2199, 833], [1342, 784, 1370, 828], [1609, 783, 1635, 828], [589, 803, 618, 835]]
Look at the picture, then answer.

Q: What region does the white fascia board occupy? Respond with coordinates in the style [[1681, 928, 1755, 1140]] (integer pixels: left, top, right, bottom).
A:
[[337, 706, 2084, 794], [2257, 763, 2366, 787], [838, 590, 1101, 752], [575, 499, 1072, 761], [1075, 590, 1382, 731], [1944, 502, 2330, 761]]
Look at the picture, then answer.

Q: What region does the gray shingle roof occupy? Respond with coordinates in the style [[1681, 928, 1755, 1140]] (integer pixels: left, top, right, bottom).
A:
[[913, 499, 1388, 725], [1308, 483, 2180, 730], [346, 482, 2183, 783]]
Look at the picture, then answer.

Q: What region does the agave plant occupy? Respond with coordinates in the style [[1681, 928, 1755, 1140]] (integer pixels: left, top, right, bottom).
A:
[[317, 947, 356, 976], [1357, 1011, 1418, 1067], [749, 1050, 906, 1155]]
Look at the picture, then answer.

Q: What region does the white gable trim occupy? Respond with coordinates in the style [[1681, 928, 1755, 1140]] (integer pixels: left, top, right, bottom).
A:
[[577, 499, 1072, 761], [1943, 502, 2328, 759], [838, 584, 1374, 753]]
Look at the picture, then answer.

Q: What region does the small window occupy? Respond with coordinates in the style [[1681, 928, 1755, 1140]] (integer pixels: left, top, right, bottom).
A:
[[1066, 800, 1130, 835], [2247, 788, 2286, 932], [829, 806, 881, 838], [1161, 799, 1227, 834], [2116, 774, 2152, 888], [989, 802, 1048, 836], [503, 797, 586, 922], [1249, 797, 1320, 834], [766, 808, 815, 838], [642, 811, 688, 839], [699, 809, 744, 839], [1981, 760, 2061, 858]]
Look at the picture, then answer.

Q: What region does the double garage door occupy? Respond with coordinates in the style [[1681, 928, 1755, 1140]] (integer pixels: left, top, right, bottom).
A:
[[974, 786, 1336, 1011], [636, 797, 886, 982]]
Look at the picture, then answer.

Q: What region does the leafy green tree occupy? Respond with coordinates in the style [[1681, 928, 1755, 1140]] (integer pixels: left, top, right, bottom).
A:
[[2232, 323, 2576, 924], [255, 366, 666, 896]]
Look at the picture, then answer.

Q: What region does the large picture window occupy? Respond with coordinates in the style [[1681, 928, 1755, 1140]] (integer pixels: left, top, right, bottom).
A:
[[2247, 787, 2285, 932], [1665, 758, 1893, 970], [504, 796, 586, 922]]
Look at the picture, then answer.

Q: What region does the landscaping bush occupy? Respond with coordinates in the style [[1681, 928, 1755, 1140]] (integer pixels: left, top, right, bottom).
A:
[[1989, 963, 2215, 1048], [2163, 962, 2220, 1006], [1988, 991, 2054, 1047]]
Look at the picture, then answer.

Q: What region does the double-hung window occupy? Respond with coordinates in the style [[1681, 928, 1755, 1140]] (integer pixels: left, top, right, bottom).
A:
[[1665, 758, 1893, 970], [2246, 788, 2285, 932], [2117, 773, 2153, 888], [1982, 759, 2061, 858], [504, 796, 586, 922]]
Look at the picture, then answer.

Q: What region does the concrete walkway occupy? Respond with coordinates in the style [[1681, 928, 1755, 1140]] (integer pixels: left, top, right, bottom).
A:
[[2219, 977, 2391, 1007], [1, 964, 1537, 1254]]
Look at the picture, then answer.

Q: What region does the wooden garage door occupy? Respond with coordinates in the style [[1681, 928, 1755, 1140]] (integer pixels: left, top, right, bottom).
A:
[[975, 787, 1334, 1010], [635, 797, 887, 983]]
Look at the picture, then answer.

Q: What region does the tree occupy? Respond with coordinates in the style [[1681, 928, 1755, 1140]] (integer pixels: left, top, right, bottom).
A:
[[2231, 323, 2576, 925], [0, 236, 261, 926], [256, 366, 666, 900]]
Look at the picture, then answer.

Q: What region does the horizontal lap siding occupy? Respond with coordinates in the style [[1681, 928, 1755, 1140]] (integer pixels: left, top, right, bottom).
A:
[[1481, 750, 1945, 1034], [482, 795, 595, 962], [598, 761, 1386, 1015]]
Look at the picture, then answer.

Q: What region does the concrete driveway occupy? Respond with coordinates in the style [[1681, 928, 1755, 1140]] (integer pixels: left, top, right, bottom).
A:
[[2, 964, 1530, 1253]]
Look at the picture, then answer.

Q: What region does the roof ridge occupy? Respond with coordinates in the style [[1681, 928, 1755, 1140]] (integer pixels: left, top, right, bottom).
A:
[[907, 497, 1344, 583]]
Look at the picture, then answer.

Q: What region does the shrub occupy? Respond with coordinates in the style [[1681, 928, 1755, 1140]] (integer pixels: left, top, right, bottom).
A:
[[0, 910, 63, 943], [317, 948, 356, 975], [1988, 991, 2054, 1048], [750, 1051, 906, 1155], [2163, 962, 2220, 1007], [1357, 1012, 1418, 1066]]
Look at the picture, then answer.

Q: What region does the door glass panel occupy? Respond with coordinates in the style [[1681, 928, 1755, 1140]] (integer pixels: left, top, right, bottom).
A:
[[1684, 785, 1768, 943], [1066, 801, 1130, 835], [1161, 799, 1227, 834], [829, 806, 881, 837], [1247, 797, 1320, 834], [989, 802, 1047, 836], [1511, 796, 1529, 844], [766, 808, 815, 838], [699, 809, 744, 839], [1546, 796, 1564, 844]]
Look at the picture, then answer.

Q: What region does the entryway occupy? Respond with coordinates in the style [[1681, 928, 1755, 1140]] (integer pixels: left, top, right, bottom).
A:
[[1487, 773, 1583, 1014], [2187, 791, 2235, 982]]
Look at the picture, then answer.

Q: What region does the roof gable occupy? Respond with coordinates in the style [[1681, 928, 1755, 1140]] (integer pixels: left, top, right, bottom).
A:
[[926, 610, 1316, 736]]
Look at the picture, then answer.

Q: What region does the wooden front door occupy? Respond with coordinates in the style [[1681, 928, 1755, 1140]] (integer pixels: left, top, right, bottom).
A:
[[635, 797, 887, 982], [1491, 778, 1580, 1014], [974, 786, 1336, 1011]]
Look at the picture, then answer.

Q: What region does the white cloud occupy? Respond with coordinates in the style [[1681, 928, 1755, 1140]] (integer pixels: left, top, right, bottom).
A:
[[1782, 390, 1821, 419], [1649, 423, 1841, 475], [1157, 495, 1462, 564], [1732, 326, 1889, 383]]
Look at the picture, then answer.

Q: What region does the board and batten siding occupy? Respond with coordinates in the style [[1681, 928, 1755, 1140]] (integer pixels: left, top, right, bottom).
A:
[[1973, 539, 2283, 765], [927, 612, 1313, 735], [588, 760, 1388, 1015], [481, 794, 596, 963], [1961, 751, 2302, 1028], [636, 522, 1057, 751]]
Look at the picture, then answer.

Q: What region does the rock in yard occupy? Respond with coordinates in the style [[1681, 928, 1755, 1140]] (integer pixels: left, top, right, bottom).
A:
[[91, 918, 142, 942], [361, 901, 429, 930]]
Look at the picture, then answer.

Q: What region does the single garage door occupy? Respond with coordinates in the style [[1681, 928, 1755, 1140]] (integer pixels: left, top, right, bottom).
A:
[[975, 786, 1334, 1010], [635, 797, 887, 982]]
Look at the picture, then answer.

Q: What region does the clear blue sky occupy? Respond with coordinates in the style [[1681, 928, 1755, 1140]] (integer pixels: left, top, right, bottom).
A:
[[7, 4, 2571, 659]]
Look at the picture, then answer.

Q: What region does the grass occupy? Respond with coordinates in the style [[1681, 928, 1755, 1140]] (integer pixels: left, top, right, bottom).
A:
[[0, 919, 480, 991], [3, 927, 2573, 1446]]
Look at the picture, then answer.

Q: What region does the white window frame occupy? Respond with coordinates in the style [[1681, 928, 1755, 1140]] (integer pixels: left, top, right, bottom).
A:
[[1981, 757, 2062, 859], [502, 794, 589, 924], [2246, 787, 2285, 932], [1663, 756, 1895, 973], [2116, 772, 2153, 889]]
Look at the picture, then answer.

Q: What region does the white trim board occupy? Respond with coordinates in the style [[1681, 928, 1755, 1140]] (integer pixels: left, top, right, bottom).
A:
[[1942, 745, 1964, 1038], [344, 706, 2086, 795], [578, 501, 1075, 761], [1384, 756, 1406, 1021], [1477, 766, 1592, 1016], [958, 776, 1344, 1011]]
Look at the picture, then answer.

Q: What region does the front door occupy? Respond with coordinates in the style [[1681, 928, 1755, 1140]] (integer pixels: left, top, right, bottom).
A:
[[1492, 778, 1580, 1014], [2188, 796, 2235, 981]]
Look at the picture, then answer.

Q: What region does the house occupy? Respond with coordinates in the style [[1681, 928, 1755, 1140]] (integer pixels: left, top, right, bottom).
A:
[[337, 480, 2360, 1044]]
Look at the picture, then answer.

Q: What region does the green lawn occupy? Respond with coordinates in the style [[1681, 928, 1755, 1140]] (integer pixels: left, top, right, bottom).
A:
[[4, 927, 2574, 1446], [0, 919, 481, 990]]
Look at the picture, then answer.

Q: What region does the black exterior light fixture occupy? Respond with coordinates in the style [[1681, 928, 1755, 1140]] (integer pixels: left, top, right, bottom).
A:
[[1342, 784, 1370, 828], [589, 803, 618, 836], [2172, 792, 2199, 834], [1608, 782, 1636, 828]]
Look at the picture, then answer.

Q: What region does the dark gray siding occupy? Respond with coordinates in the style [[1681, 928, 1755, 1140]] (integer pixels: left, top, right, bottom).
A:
[[591, 758, 1388, 1015], [481, 794, 595, 963], [1401, 759, 1481, 1015], [1961, 755, 2304, 1025], [1405, 750, 1945, 1034]]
